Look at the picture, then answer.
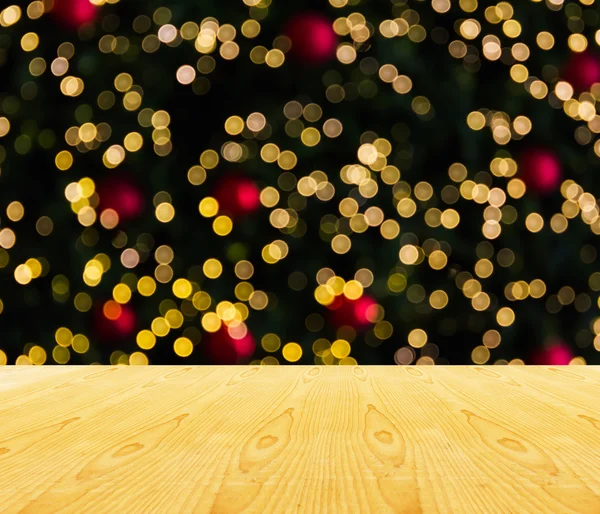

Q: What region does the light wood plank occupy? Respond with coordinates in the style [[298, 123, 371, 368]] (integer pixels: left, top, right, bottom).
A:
[[0, 366, 599, 513]]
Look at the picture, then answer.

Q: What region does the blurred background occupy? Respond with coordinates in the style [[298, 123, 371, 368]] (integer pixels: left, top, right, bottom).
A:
[[0, 0, 599, 366]]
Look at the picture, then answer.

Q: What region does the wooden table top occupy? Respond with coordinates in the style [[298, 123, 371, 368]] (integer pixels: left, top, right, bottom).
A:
[[0, 366, 599, 513]]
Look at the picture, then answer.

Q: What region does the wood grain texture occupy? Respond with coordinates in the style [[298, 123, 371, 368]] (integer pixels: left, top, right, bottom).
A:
[[0, 366, 599, 514]]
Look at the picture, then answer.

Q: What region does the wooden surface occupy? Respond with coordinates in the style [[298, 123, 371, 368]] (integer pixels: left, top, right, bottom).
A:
[[0, 366, 599, 513]]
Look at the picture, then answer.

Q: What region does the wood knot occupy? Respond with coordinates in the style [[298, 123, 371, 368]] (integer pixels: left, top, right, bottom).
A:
[[497, 438, 527, 453], [241, 368, 259, 378], [374, 430, 393, 444], [257, 435, 278, 450], [113, 443, 144, 458]]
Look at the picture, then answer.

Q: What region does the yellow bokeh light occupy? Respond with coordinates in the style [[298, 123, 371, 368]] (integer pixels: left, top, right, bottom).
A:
[[203, 258, 222, 279], [331, 234, 351, 254], [21, 32, 39, 52], [199, 197, 219, 217], [55, 327, 73, 347], [29, 345, 46, 365], [72, 334, 89, 354], [201, 312, 221, 332], [6, 201, 24, 222], [343, 280, 363, 300], [137, 330, 156, 350], [130, 352, 149, 365], [496, 307, 515, 327], [265, 49, 285, 68], [200, 149, 219, 169], [429, 250, 447, 270], [525, 213, 544, 233], [172, 278, 192, 299], [156, 202, 175, 223], [55, 150, 73, 170], [282, 342, 302, 362], [151, 317, 170, 337], [471, 346, 490, 364], [14, 264, 32, 285], [399, 245, 419, 265], [113, 283, 132, 304], [124, 132, 143, 152], [408, 329, 427, 348], [138, 276, 157, 296], [53, 346, 70, 364], [262, 333, 281, 352], [441, 209, 460, 229], [165, 309, 184, 329], [331, 339, 351, 359], [429, 290, 448, 309], [467, 111, 486, 130], [174, 337, 193, 357], [225, 115, 244, 135], [213, 215, 233, 236], [301, 127, 321, 147]]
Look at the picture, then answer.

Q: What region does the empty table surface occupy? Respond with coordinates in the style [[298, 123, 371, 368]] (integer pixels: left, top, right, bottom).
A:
[[0, 366, 599, 513]]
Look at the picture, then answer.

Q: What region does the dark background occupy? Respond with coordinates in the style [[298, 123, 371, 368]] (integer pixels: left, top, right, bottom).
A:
[[0, 0, 599, 365]]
